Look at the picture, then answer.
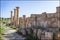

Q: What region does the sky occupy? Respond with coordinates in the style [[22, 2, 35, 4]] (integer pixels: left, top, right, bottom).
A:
[[0, 1, 59, 18]]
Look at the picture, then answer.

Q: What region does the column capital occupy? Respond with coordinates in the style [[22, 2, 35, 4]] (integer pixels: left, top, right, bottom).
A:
[[11, 11, 13, 13], [14, 9, 16, 10], [16, 7, 19, 9]]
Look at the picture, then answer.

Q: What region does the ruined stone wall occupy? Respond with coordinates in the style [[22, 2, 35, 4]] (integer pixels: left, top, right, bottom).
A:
[[29, 6, 60, 28], [19, 12, 60, 28], [11, 6, 60, 28], [19, 16, 31, 28]]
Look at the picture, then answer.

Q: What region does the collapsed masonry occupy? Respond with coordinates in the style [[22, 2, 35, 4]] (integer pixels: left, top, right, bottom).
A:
[[10, 6, 60, 40]]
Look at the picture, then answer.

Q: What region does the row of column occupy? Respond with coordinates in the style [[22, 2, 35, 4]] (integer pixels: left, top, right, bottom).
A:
[[11, 7, 19, 27]]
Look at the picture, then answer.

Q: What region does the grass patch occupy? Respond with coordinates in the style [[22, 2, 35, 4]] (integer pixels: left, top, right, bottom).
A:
[[10, 26, 17, 29]]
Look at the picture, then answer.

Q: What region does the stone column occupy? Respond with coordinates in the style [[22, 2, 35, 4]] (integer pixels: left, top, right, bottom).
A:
[[14, 9, 17, 20], [19, 17, 21, 26], [23, 15, 26, 28], [56, 6, 60, 17], [56, 6, 60, 13], [56, 6, 60, 27], [11, 11, 13, 23], [42, 12, 47, 20], [16, 7, 19, 26], [14, 9, 17, 26]]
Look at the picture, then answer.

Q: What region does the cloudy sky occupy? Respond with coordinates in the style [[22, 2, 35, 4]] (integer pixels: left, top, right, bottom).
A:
[[0, 1, 59, 18]]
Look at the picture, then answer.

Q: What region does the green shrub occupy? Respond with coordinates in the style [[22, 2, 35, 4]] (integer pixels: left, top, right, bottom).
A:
[[0, 27, 5, 34], [0, 34, 3, 40], [0, 26, 5, 40], [10, 26, 17, 29]]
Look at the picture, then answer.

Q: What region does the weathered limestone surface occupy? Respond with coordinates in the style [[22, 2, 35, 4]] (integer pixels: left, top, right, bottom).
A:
[[10, 6, 60, 28], [10, 6, 60, 40]]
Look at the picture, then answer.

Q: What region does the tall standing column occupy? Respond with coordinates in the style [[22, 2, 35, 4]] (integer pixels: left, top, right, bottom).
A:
[[11, 11, 13, 23], [14, 9, 17, 26], [16, 7, 19, 26]]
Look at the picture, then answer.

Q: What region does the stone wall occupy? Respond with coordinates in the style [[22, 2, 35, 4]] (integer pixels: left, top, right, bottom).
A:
[[11, 6, 60, 28]]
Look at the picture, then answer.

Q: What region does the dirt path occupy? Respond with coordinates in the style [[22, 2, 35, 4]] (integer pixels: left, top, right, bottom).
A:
[[3, 26, 25, 40]]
